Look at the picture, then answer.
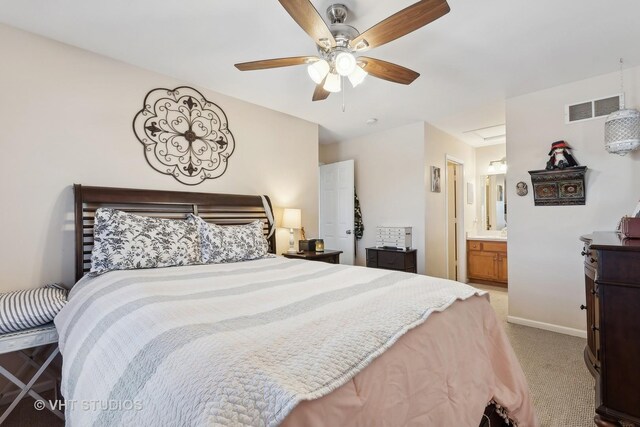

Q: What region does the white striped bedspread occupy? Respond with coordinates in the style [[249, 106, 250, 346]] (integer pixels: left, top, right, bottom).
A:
[[55, 256, 485, 427]]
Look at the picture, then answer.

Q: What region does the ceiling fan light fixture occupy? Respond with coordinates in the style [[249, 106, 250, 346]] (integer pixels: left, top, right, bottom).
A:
[[348, 65, 367, 88], [307, 60, 330, 84], [323, 72, 342, 93], [335, 52, 357, 76]]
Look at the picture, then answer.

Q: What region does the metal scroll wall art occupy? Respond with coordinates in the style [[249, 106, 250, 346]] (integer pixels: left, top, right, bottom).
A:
[[133, 86, 235, 185]]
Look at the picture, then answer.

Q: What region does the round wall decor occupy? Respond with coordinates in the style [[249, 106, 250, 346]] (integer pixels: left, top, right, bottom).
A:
[[516, 181, 528, 196], [133, 86, 235, 185]]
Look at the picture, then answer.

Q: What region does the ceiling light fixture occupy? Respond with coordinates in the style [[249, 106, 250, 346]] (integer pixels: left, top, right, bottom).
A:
[[488, 158, 507, 175], [323, 72, 342, 93], [307, 59, 330, 84]]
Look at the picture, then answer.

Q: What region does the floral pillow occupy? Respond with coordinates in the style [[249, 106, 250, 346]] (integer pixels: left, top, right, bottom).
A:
[[189, 215, 269, 263], [90, 209, 201, 275]]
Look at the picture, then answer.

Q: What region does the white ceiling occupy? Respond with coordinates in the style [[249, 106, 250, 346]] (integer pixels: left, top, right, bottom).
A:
[[1, 0, 640, 146]]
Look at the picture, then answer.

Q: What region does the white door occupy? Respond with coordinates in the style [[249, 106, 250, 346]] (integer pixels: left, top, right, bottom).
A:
[[319, 160, 355, 265]]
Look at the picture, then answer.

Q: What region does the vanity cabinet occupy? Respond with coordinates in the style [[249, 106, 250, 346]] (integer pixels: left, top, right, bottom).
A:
[[467, 240, 508, 286], [580, 232, 640, 427]]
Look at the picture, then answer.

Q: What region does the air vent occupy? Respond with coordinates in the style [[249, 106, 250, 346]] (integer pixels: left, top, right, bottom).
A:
[[565, 94, 623, 124]]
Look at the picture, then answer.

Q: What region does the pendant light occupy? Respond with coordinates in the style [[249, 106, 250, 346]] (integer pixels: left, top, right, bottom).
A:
[[605, 58, 640, 156]]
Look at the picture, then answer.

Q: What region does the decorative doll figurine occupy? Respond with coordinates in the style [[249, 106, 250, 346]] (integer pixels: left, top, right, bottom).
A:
[[546, 141, 578, 170]]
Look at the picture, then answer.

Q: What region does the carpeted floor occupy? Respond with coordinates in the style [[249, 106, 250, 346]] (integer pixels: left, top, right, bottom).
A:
[[1, 286, 594, 427], [475, 284, 594, 427]]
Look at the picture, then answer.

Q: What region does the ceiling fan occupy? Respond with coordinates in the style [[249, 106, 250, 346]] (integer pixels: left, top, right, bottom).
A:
[[235, 0, 450, 101]]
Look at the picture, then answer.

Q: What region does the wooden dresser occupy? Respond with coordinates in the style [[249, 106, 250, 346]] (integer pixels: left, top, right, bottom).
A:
[[580, 232, 640, 426], [467, 239, 508, 287], [366, 248, 417, 273]]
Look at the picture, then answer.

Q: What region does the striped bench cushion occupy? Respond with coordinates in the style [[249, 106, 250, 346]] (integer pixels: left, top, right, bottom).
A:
[[0, 284, 68, 334]]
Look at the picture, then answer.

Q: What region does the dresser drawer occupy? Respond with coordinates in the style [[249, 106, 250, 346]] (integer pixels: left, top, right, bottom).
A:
[[378, 251, 405, 270], [482, 241, 506, 253], [582, 244, 598, 269], [367, 248, 417, 273], [468, 241, 482, 251], [366, 250, 377, 267]]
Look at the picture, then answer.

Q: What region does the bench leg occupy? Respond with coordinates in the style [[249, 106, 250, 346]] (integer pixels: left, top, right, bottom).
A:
[[0, 346, 63, 423]]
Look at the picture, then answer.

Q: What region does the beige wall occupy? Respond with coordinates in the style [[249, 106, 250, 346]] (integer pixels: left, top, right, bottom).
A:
[[475, 144, 507, 234], [507, 67, 640, 335], [424, 124, 476, 280], [0, 25, 319, 292], [318, 123, 427, 274]]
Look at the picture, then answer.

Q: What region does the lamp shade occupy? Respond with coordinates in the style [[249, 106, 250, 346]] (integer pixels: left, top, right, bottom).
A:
[[307, 60, 330, 84], [605, 108, 640, 156], [348, 65, 367, 88], [323, 72, 342, 93], [281, 208, 302, 229], [335, 52, 356, 76]]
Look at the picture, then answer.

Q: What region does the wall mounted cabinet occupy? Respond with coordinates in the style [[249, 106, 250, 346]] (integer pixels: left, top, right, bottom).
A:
[[528, 166, 587, 206]]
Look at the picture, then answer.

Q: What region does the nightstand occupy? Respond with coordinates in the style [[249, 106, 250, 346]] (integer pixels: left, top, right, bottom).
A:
[[282, 250, 342, 264], [366, 247, 417, 273]]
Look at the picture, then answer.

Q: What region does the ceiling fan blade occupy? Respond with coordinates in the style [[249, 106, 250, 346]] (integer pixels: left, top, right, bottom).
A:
[[349, 0, 450, 52], [312, 77, 331, 101], [359, 57, 420, 85], [235, 56, 318, 71], [278, 0, 337, 49]]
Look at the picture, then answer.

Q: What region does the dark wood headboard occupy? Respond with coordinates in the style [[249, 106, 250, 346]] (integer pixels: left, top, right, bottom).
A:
[[74, 185, 276, 282]]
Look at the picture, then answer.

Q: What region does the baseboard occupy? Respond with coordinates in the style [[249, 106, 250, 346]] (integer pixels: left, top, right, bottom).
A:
[[506, 315, 587, 339], [0, 379, 57, 406]]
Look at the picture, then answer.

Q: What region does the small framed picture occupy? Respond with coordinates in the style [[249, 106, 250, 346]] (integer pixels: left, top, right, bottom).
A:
[[431, 166, 441, 193]]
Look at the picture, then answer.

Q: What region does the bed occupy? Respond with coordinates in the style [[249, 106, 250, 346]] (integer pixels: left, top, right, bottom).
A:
[[56, 185, 536, 426]]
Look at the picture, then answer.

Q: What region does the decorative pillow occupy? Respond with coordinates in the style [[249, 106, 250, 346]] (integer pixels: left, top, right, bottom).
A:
[[90, 208, 201, 275], [0, 284, 68, 334], [189, 215, 269, 263]]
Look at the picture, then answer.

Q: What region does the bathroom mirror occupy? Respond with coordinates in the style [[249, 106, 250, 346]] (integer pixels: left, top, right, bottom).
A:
[[483, 174, 507, 231]]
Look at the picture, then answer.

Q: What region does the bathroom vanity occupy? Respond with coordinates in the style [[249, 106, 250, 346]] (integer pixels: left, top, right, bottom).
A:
[[467, 237, 508, 287]]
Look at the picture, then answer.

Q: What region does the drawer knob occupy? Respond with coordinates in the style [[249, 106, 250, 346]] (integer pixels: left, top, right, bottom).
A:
[[580, 304, 587, 310], [591, 325, 599, 332]]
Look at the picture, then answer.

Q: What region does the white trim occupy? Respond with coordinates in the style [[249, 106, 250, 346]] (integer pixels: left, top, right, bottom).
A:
[[444, 155, 466, 282], [507, 315, 587, 338]]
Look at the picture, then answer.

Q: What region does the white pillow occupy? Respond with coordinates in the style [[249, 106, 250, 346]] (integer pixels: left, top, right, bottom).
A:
[[189, 215, 269, 263], [0, 284, 68, 334], [90, 208, 201, 275]]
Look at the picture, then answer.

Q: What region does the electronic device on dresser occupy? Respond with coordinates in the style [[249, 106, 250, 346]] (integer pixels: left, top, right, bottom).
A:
[[580, 232, 640, 427]]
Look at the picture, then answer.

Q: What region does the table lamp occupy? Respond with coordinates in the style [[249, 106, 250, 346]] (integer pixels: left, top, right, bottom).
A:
[[281, 208, 302, 254]]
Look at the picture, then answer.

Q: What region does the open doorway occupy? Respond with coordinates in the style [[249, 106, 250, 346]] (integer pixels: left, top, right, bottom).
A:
[[445, 157, 465, 281]]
